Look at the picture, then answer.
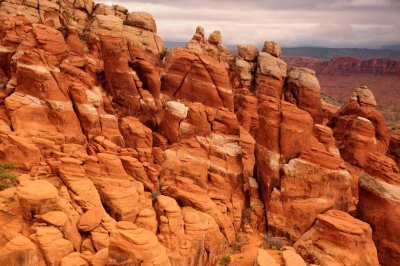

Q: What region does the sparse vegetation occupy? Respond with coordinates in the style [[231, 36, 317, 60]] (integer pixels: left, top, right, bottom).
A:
[[322, 92, 400, 132], [151, 191, 161, 202], [260, 234, 284, 250], [229, 241, 242, 254], [377, 104, 400, 132], [0, 161, 17, 191], [218, 255, 231, 265], [228, 233, 250, 254], [321, 92, 343, 107], [241, 208, 252, 224]]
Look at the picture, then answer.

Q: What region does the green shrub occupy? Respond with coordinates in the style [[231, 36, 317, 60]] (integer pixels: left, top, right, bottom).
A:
[[261, 234, 284, 250], [229, 233, 250, 253], [229, 241, 241, 254], [218, 255, 231, 265], [0, 161, 17, 191]]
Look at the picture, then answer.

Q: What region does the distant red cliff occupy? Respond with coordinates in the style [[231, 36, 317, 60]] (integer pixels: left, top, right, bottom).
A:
[[284, 56, 400, 107], [285, 56, 400, 75]]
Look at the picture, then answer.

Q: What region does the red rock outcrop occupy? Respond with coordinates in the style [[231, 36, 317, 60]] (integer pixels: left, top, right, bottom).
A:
[[268, 155, 353, 241], [255, 95, 354, 242], [186, 26, 233, 65], [325, 86, 399, 265], [295, 210, 379, 266], [255, 50, 287, 101], [358, 153, 400, 265], [108, 221, 170, 265], [0, 3, 393, 266], [232, 44, 259, 136], [162, 47, 234, 111], [251, 53, 355, 247], [389, 132, 400, 164], [330, 86, 390, 164], [0, 235, 44, 266], [262, 41, 282, 58], [284, 67, 322, 123]]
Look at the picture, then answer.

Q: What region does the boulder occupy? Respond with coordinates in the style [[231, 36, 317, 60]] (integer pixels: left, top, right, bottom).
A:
[[17, 180, 61, 220], [282, 250, 307, 266], [35, 226, 74, 266], [256, 52, 287, 101], [108, 221, 171, 265], [262, 41, 282, 58], [238, 44, 259, 61], [254, 248, 279, 266], [351, 86, 377, 107], [125, 12, 157, 33], [78, 208, 103, 232], [0, 235, 43, 266], [285, 67, 322, 123], [295, 210, 379, 266], [186, 26, 232, 62], [208, 30, 222, 45]]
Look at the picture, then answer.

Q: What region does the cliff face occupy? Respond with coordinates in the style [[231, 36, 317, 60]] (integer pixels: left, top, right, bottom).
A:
[[0, 1, 399, 266]]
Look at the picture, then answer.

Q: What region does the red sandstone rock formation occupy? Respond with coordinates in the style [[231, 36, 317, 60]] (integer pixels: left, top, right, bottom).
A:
[[328, 86, 399, 264], [358, 153, 400, 266], [295, 210, 379, 266], [330, 86, 390, 165], [162, 47, 234, 111], [284, 67, 322, 123], [389, 132, 400, 164], [0, 1, 396, 265]]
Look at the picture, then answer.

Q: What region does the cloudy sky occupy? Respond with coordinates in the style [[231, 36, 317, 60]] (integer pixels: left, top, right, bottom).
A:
[[100, 0, 400, 48]]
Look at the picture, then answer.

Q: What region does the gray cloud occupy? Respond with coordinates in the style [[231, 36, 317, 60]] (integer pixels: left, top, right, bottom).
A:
[[101, 0, 400, 48]]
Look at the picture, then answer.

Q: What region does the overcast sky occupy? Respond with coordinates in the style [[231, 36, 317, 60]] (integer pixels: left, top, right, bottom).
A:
[[100, 0, 400, 48]]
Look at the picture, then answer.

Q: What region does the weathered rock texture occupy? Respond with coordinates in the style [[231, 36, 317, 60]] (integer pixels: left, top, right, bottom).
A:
[[0, 1, 396, 266], [358, 153, 400, 266], [295, 210, 379, 266]]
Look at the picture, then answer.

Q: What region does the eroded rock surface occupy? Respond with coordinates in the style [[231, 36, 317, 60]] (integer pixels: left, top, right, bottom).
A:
[[295, 210, 379, 266], [0, 2, 395, 266]]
